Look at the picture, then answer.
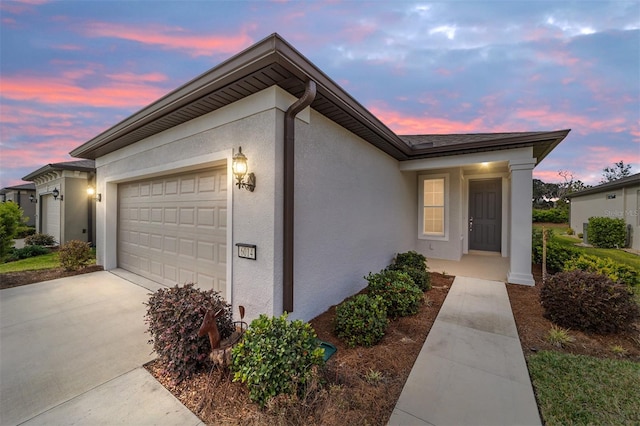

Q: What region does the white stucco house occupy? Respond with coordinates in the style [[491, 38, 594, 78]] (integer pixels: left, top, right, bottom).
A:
[[568, 173, 640, 250], [0, 183, 36, 227], [70, 34, 569, 321], [23, 160, 97, 245]]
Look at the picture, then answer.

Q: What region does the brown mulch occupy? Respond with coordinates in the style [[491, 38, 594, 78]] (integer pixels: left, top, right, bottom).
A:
[[0, 265, 104, 290], [5, 262, 639, 424], [146, 273, 455, 425], [507, 264, 640, 361]]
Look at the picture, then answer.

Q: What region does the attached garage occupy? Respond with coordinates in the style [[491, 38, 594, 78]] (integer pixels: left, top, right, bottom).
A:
[[118, 167, 227, 296]]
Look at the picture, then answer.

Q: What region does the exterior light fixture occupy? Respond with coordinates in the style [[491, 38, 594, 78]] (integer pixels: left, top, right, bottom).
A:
[[87, 187, 102, 202], [52, 188, 63, 201], [29, 194, 37, 203], [232, 146, 256, 192]]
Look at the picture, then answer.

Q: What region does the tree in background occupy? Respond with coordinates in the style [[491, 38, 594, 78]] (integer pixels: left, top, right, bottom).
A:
[[601, 161, 632, 184], [0, 202, 27, 260]]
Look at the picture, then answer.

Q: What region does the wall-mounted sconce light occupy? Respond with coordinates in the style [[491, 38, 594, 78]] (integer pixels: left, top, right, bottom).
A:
[[52, 188, 63, 201], [87, 187, 102, 202], [29, 194, 37, 203], [232, 146, 256, 192]]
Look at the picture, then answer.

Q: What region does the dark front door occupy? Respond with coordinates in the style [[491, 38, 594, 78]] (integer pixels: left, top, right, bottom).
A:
[[469, 179, 501, 252]]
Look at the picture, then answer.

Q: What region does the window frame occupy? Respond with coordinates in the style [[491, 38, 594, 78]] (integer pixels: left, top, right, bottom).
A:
[[418, 174, 449, 241]]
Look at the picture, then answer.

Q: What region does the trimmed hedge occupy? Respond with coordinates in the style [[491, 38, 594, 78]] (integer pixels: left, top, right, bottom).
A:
[[366, 269, 423, 318], [587, 217, 627, 248], [532, 208, 569, 223], [564, 254, 639, 287]]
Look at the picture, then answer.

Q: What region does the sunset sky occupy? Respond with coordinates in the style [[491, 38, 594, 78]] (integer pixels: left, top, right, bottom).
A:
[[1, 0, 638, 189]]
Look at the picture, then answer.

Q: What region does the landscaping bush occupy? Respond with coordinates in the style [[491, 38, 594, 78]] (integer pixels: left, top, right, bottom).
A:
[[58, 240, 92, 271], [540, 270, 639, 334], [24, 233, 56, 246], [564, 254, 639, 287], [389, 250, 431, 291], [15, 225, 35, 238], [145, 283, 233, 382], [393, 250, 428, 271], [0, 202, 25, 260], [532, 208, 568, 223], [366, 269, 423, 318], [533, 241, 580, 273], [334, 294, 388, 348], [6, 245, 50, 261], [587, 217, 627, 248], [232, 313, 325, 407]]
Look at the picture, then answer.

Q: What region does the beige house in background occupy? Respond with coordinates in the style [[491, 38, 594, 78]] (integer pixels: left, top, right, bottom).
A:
[[69, 34, 569, 322], [568, 173, 640, 250], [0, 183, 36, 227], [23, 160, 96, 245]]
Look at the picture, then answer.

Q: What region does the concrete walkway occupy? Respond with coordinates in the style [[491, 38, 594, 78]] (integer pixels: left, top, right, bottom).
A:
[[0, 271, 202, 426], [388, 276, 541, 426]]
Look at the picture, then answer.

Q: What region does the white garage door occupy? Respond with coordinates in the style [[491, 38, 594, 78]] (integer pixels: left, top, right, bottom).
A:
[[118, 168, 227, 296], [41, 194, 60, 244]]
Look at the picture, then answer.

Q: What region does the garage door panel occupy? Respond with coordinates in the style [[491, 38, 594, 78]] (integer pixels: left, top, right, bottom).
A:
[[118, 167, 227, 296]]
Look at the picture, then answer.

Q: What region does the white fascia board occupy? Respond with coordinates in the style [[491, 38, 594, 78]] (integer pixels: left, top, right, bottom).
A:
[[399, 147, 534, 172]]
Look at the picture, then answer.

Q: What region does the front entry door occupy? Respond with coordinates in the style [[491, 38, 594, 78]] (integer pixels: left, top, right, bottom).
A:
[[469, 179, 501, 252]]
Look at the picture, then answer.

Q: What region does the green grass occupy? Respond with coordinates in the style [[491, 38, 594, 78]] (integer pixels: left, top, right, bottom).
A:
[[0, 252, 61, 273], [533, 223, 640, 271], [528, 351, 640, 425]]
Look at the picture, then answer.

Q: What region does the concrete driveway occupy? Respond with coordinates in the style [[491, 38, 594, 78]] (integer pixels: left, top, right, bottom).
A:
[[0, 271, 202, 425]]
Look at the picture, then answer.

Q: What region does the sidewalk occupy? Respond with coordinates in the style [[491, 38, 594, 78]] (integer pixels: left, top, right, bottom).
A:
[[388, 276, 541, 426]]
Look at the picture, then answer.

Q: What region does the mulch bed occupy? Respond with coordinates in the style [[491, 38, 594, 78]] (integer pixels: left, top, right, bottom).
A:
[[0, 265, 104, 290], [145, 273, 455, 425], [507, 264, 640, 361]]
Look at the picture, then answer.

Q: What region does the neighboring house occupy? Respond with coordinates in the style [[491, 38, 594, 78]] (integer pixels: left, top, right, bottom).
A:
[[22, 160, 97, 245], [568, 173, 640, 250], [70, 34, 569, 321], [0, 183, 37, 227]]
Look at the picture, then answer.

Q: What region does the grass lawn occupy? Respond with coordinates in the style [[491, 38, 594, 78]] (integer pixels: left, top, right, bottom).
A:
[[533, 223, 640, 271], [528, 351, 640, 425], [0, 252, 61, 273]]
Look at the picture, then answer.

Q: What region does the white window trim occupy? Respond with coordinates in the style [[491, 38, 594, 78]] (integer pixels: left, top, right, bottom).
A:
[[418, 173, 449, 241]]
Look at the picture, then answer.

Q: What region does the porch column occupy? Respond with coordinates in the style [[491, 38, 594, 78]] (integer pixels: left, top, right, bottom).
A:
[[507, 159, 536, 285]]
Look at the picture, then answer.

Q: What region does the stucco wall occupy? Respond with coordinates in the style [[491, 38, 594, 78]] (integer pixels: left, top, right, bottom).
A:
[[94, 87, 295, 320], [62, 177, 91, 244], [570, 185, 640, 250], [290, 109, 416, 321], [3, 190, 36, 227]]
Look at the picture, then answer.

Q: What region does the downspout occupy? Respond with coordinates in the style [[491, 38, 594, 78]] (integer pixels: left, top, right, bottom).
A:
[[283, 79, 317, 313]]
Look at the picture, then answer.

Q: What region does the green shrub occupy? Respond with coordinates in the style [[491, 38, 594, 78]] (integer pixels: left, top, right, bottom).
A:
[[58, 240, 92, 271], [577, 232, 583, 239], [587, 217, 626, 248], [540, 270, 639, 334], [566, 228, 575, 236], [15, 225, 35, 238], [24, 233, 56, 246], [232, 313, 325, 407], [334, 294, 388, 347], [366, 269, 423, 318], [6, 245, 50, 261], [393, 250, 428, 271], [533, 241, 580, 273], [145, 283, 233, 382], [564, 254, 639, 287], [389, 251, 431, 291], [0, 202, 25, 260], [532, 208, 568, 223]]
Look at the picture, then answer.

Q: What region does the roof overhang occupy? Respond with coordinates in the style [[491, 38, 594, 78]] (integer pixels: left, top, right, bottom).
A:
[[567, 173, 640, 198], [70, 33, 411, 161], [23, 161, 96, 181], [69, 33, 570, 165]]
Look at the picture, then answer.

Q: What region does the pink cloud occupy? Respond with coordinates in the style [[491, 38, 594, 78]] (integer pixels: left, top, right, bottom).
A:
[[0, 71, 168, 108], [513, 106, 627, 135], [369, 102, 499, 134], [79, 21, 254, 57]]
